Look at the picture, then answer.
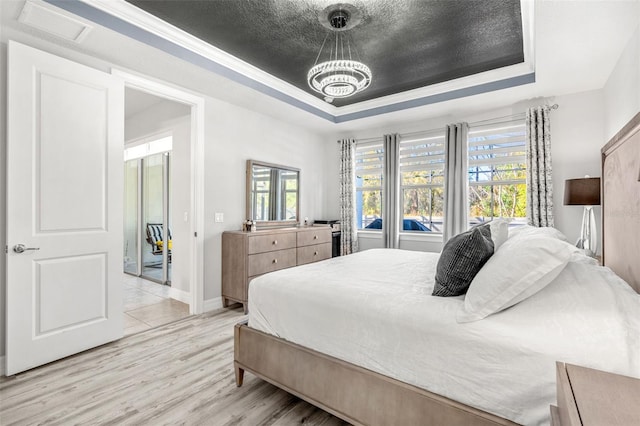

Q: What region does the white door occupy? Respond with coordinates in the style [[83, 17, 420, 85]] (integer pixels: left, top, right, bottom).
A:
[[6, 41, 124, 375]]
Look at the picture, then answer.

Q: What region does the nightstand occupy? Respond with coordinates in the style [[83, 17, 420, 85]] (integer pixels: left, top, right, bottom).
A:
[[551, 362, 640, 426]]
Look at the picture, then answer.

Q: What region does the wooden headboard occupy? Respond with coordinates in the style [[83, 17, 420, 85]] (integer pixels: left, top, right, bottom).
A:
[[601, 112, 640, 293]]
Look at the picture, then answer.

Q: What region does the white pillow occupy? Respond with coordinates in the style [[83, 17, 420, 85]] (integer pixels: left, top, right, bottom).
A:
[[456, 235, 576, 323], [508, 224, 568, 242], [487, 218, 509, 251]]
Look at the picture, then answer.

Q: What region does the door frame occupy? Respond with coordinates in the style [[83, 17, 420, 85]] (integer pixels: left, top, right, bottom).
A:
[[115, 69, 205, 315]]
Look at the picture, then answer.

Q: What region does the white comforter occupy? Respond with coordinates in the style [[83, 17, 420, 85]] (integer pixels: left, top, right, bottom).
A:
[[248, 249, 640, 426]]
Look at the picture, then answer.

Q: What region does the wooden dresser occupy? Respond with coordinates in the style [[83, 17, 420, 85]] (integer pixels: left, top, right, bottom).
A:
[[222, 227, 332, 313], [551, 362, 640, 426]]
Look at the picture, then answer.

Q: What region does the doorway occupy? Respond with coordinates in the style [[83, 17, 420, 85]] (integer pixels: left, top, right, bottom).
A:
[[116, 69, 206, 316], [122, 88, 192, 334]]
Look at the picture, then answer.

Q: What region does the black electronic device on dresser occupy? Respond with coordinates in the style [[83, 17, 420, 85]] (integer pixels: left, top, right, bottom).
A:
[[313, 220, 341, 257]]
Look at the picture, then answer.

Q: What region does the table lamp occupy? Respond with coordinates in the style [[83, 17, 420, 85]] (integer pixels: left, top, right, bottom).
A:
[[563, 176, 601, 256]]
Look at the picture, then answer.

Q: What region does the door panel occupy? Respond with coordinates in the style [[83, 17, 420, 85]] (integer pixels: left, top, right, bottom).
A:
[[6, 41, 124, 375], [38, 72, 108, 232], [36, 253, 107, 336]]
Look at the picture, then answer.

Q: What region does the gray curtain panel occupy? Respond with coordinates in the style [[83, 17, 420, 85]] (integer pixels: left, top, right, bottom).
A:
[[443, 123, 470, 243], [525, 106, 554, 227], [339, 139, 358, 255], [383, 134, 401, 248]]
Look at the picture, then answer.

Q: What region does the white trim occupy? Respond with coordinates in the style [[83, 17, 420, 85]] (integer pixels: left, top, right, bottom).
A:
[[169, 287, 191, 304], [125, 129, 173, 147], [113, 68, 206, 315], [84, 0, 331, 113], [357, 230, 382, 239], [124, 133, 173, 161], [358, 230, 442, 243], [1, 356, 6, 376], [335, 65, 534, 117], [203, 297, 224, 313], [79, 0, 534, 119], [399, 232, 444, 243]]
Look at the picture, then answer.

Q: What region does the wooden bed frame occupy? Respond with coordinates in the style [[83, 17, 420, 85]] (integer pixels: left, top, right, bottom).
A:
[[234, 112, 640, 425], [601, 111, 640, 293]]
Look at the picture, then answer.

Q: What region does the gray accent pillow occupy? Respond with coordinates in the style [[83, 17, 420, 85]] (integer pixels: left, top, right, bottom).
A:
[[432, 227, 495, 297]]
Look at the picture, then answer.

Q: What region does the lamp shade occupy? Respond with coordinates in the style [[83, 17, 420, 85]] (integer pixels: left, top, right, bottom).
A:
[[563, 177, 601, 206]]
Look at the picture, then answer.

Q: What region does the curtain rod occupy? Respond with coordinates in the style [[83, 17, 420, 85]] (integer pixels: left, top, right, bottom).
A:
[[337, 103, 559, 143], [337, 136, 382, 144], [469, 103, 559, 127]]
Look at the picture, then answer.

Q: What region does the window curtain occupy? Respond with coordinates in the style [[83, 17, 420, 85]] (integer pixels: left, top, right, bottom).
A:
[[383, 133, 400, 248], [525, 106, 554, 227], [339, 139, 358, 255], [443, 123, 469, 242]]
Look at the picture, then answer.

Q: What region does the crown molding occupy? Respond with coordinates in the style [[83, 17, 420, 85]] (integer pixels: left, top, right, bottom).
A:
[[43, 0, 536, 123]]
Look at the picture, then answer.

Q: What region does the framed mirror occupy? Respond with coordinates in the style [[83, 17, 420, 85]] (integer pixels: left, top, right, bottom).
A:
[[246, 160, 300, 227]]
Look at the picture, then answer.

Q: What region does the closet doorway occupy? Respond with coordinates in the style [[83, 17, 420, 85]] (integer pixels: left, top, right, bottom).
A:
[[124, 137, 172, 285]]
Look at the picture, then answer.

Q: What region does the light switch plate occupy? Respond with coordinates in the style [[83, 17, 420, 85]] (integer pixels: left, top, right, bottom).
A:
[[214, 212, 224, 223]]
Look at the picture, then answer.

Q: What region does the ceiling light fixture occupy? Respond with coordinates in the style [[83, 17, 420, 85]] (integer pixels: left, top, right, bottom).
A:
[[308, 5, 371, 102]]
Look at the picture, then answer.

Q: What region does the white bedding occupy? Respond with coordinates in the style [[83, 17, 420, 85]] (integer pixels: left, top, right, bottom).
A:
[[248, 248, 640, 426]]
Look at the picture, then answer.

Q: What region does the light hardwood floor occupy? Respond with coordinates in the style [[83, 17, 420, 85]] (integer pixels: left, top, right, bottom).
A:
[[0, 308, 348, 426]]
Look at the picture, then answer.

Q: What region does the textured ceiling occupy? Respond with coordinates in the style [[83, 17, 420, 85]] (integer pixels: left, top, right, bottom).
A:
[[125, 0, 524, 107]]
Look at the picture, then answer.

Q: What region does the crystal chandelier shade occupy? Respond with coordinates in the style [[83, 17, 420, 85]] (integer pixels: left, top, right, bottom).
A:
[[307, 8, 371, 100]]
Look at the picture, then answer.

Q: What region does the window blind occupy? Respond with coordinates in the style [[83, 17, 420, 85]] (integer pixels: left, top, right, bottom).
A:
[[468, 121, 526, 186], [399, 130, 446, 178], [355, 139, 384, 176]]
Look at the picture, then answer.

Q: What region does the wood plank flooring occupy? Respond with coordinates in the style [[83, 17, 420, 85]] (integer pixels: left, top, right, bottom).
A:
[[0, 308, 348, 426]]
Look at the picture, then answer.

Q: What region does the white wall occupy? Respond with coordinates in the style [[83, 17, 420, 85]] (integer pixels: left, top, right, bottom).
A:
[[550, 90, 605, 252], [203, 97, 329, 301], [603, 24, 640, 140], [125, 99, 192, 296]]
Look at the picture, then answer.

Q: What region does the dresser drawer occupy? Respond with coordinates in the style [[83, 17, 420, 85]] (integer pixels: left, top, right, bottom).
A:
[[297, 243, 332, 265], [248, 248, 297, 276], [248, 232, 296, 254], [297, 229, 331, 247]]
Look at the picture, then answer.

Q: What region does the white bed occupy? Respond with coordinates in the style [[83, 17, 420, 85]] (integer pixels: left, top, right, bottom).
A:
[[248, 247, 640, 425]]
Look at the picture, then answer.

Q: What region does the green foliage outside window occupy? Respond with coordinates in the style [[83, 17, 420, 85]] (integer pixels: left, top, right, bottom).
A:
[[468, 164, 527, 221]]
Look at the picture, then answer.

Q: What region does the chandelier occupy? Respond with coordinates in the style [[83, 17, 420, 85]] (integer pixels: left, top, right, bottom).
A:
[[307, 7, 371, 102]]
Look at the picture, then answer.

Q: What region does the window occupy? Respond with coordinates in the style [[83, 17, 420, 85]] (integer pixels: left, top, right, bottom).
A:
[[355, 140, 384, 230], [468, 121, 527, 227], [399, 130, 445, 233]]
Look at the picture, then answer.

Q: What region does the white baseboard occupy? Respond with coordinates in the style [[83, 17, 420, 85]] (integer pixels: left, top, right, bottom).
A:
[[0, 356, 5, 376], [203, 297, 223, 312], [169, 287, 191, 304]]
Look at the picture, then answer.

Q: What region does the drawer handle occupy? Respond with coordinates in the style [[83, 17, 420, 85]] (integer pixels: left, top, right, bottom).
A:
[[314, 251, 318, 256], [273, 240, 278, 245], [313, 235, 318, 240], [272, 259, 278, 264]]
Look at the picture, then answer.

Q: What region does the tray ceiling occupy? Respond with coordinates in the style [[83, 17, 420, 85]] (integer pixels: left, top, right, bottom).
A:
[[125, 0, 525, 108]]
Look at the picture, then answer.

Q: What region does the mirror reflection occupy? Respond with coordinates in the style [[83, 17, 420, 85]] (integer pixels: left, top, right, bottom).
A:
[[247, 160, 299, 223]]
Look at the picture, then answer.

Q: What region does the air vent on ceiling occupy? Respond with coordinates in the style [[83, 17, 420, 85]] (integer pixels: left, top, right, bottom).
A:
[[18, 1, 92, 43]]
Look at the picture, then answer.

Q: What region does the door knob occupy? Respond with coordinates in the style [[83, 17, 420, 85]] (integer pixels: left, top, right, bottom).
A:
[[13, 244, 40, 254]]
